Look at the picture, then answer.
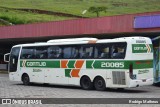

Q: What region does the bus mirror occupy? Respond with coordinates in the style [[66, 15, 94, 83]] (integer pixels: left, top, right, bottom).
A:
[[4, 53, 10, 62]]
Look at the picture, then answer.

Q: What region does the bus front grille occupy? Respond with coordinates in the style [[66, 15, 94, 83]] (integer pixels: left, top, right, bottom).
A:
[[112, 71, 126, 85]]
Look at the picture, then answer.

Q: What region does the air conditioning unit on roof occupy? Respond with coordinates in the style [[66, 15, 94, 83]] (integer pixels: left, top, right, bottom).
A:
[[47, 37, 98, 43]]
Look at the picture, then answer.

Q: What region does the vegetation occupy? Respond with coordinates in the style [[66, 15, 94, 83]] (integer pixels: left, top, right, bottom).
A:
[[0, 0, 160, 25], [88, 6, 107, 17], [0, 8, 72, 25], [0, 22, 5, 26]]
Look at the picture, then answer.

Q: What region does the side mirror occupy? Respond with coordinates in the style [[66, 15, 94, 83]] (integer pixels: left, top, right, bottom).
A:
[[4, 53, 10, 62]]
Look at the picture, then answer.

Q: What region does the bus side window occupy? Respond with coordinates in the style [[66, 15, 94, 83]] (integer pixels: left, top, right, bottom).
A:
[[80, 46, 94, 59], [48, 46, 62, 59], [27, 49, 35, 59], [96, 44, 110, 59], [36, 47, 48, 59], [62, 46, 79, 59], [63, 47, 72, 59], [71, 47, 79, 59], [111, 43, 126, 59], [20, 47, 35, 59]]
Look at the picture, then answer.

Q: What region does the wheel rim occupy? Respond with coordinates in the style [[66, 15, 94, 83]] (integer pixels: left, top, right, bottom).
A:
[[97, 80, 103, 88], [95, 77, 105, 90], [23, 76, 29, 84], [83, 78, 90, 88]]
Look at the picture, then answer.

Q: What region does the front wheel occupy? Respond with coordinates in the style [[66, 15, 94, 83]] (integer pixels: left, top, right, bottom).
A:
[[80, 76, 93, 90], [94, 77, 106, 91], [22, 74, 30, 85]]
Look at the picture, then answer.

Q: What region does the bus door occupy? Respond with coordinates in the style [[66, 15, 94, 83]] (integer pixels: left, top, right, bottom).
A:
[[9, 47, 20, 72], [9, 47, 21, 81]]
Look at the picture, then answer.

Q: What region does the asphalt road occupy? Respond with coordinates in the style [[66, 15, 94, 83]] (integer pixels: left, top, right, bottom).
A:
[[0, 74, 160, 107]]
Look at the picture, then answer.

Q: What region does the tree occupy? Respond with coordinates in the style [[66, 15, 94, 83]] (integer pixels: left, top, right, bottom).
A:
[[88, 6, 107, 17]]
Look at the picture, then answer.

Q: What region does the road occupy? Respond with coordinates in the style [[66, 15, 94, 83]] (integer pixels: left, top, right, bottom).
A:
[[0, 74, 160, 107]]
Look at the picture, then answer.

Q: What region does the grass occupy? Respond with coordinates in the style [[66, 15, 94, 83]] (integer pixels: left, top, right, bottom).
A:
[[0, 0, 160, 25], [0, 22, 5, 26], [0, 8, 72, 25]]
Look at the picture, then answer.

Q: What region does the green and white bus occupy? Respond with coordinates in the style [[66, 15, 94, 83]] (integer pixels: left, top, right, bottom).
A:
[[4, 37, 153, 91]]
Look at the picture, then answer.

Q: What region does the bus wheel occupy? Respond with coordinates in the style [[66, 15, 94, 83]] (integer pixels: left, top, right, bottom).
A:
[[22, 74, 30, 85], [80, 76, 93, 90], [94, 77, 106, 91]]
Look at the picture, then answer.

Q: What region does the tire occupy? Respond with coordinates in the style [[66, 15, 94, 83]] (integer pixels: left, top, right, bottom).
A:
[[94, 77, 106, 91], [22, 74, 30, 85], [80, 76, 93, 90]]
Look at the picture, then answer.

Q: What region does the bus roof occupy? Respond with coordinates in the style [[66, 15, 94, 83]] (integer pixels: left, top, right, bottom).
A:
[[13, 36, 151, 47], [47, 37, 98, 43]]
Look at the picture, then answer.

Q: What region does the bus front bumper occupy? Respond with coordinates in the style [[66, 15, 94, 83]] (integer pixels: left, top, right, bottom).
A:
[[129, 78, 153, 88]]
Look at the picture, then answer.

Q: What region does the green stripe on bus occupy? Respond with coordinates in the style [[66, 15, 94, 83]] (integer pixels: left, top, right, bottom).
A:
[[86, 60, 94, 68], [68, 61, 75, 68], [86, 60, 153, 69], [65, 69, 71, 77], [20, 60, 153, 69]]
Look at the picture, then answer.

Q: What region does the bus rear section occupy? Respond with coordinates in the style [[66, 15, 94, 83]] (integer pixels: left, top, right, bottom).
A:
[[126, 38, 153, 87]]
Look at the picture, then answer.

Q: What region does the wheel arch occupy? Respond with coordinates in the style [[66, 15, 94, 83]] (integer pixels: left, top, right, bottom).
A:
[[93, 75, 106, 84], [21, 73, 29, 81], [80, 75, 93, 90], [80, 75, 92, 84], [93, 75, 106, 91]]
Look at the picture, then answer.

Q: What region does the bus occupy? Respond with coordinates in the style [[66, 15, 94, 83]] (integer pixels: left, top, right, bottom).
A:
[[4, 37, 153, 91]]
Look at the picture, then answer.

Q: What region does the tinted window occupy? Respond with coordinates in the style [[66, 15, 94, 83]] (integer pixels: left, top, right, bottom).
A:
[[63, 46, 79, 59], [94, 42, 126, 59], [20, 47, 35, 59], [48, 46, 62, 59], [95, 44, 110, 59], [79, 45, 94, 59], [20, 42, 126, 60], [36, 47, 48, 59], [111, 43, 126, 59], [63, 47, 72, 59]]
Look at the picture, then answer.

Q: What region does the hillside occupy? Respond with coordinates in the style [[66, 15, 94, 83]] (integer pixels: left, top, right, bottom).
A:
[[0, 0, 160, 25]]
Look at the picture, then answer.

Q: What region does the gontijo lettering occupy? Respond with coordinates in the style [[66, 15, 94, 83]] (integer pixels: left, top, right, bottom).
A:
[[134, 47, 147, 50], [132, 44, 152, 53], [26, 62, 46, 67]]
